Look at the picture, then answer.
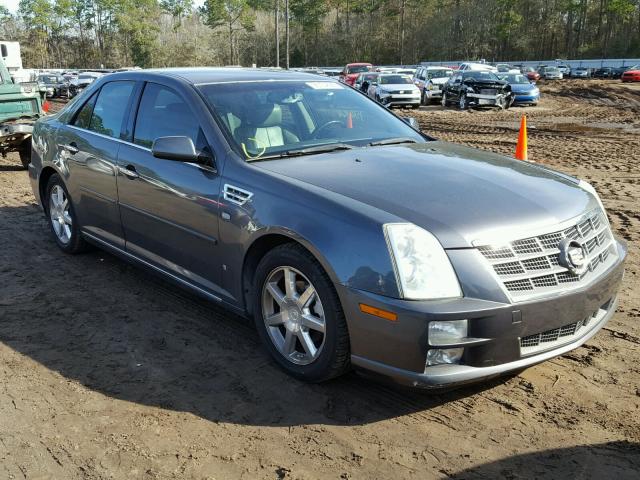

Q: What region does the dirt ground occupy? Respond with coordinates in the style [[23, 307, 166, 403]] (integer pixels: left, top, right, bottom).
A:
[[0, 79, 639, 479]]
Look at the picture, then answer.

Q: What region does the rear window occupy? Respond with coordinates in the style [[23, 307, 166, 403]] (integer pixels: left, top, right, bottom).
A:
[[87, 81, 135, 139]]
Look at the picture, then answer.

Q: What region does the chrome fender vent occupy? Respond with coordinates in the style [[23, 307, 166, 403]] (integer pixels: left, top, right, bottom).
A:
[[223, 184, 253, 206]]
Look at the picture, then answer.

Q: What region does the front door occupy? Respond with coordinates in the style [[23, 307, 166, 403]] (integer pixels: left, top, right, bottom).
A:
[[116, 82, 225, 298], [55, 80, 136, 248]]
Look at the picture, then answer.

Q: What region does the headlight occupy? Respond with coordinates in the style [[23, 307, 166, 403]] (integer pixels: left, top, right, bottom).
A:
[[429, 320, 468, 346], [426, 348, 464, 366], [379, 91, 390, 97], [384, 223, 462, 300], [578, 180, 609, 225]]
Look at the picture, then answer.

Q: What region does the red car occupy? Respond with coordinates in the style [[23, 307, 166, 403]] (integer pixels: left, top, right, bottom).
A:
[[522, 67, 540, 82], [340, 63, 373, 86], [622, 66, 640, 82]]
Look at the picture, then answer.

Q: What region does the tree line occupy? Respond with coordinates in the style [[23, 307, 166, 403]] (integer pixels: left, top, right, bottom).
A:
[[1, 0, 639, 70]]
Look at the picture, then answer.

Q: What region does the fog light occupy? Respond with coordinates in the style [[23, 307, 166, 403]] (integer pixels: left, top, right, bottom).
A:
[[426, 348, 464, 366], [428, 320, 468, 346]]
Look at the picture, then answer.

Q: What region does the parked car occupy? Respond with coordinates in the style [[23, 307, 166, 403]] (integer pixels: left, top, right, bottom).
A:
[[353, 72, 379, 93], [413, 66, 453, 104], [441, 70, 513, 109], [37, 74, 66, 98], [557, 64, 571, 76], [370, 73, 421, 108], [522, 67, 540, 82], [458, 62, 498, 72], [572, 67, 592, 78], [499, 73, 540, 106], [621, 65, 640, 82], [538, 66, 563, 80], [593, 67, 616, 79], [339, 63, 373, 86], [28, 68, 626, 389]]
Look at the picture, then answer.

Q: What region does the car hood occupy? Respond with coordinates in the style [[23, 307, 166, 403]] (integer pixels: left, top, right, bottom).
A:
[[463, 79, 509, 90], [256, 142, 595, 248], [379, 84, 418, 91]]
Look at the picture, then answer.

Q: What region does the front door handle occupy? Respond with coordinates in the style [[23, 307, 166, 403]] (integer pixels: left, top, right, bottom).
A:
[[118, 164, 140, 179], [59, 142, 79, 154]]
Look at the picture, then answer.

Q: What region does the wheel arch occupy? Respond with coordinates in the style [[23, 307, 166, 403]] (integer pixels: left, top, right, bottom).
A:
[[38, 166, 59, 211], [241, 230, 341, 318]]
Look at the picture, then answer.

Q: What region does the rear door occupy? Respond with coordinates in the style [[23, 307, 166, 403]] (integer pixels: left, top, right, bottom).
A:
[[55, 80, 136, 247], [116, 81, 225, 297]]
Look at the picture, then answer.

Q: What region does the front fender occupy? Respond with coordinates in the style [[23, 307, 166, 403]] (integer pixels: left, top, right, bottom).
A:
[[219, 156, 402, 307]]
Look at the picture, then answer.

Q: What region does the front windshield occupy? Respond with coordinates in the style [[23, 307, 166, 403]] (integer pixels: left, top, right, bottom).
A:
[[348, 65, 370, 74], [40, 76, 58, 83], [379, 75, 413, 85], [546, 67, 559, 73], [505, 74, 530, 84], [198, 80, 425, 160], [426, 69, 452, 79], [463, 71, 499, 81]]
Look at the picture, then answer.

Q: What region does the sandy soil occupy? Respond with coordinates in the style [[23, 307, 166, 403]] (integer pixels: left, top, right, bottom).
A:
[[0, 80, 639, 479]]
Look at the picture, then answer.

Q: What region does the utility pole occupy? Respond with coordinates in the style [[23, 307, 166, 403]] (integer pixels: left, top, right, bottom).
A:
[[275, 0, 280, 67], [285, 0, 290, 69]]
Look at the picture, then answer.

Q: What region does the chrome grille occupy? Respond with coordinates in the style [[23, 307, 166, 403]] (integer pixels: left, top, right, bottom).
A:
[[480, 88, 497, 95], [477, 210, 616, 301]]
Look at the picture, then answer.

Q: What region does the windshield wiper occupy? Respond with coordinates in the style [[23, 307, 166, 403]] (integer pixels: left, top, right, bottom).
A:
[[368, 137, 418, 147], [247, 143, 354, 161]]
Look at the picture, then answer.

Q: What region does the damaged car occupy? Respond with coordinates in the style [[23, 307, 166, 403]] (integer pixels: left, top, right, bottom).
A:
[[442, 70, 513, 110]]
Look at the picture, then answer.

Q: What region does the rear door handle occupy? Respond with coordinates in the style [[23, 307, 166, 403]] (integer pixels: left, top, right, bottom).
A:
[[118, 164, 139, 179], [60, 142, 79, 154]]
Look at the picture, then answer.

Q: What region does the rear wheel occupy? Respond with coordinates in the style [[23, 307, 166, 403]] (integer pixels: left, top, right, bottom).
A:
[[253, 244, 350, 382], [45, 174, 89, 254]]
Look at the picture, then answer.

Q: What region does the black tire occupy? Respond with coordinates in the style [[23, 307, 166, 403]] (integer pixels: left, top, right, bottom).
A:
[[252, 243, 350, 382], [459, 93, 468, 110], [411, 104, 419, 110], [45, 174, 89, 254], [18, 140, 31, 170]]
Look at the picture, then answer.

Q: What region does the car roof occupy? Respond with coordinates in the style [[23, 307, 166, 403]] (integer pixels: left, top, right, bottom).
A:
[[101, 67, 338, 85]]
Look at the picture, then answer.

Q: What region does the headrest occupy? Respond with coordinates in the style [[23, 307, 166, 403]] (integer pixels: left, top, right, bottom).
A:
[[246, 103, 282, 127]]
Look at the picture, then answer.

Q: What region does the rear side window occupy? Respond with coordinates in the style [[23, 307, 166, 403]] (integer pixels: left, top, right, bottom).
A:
[[88, 81, 135, 139], [133, 83, 205, 150], [73, 92, 98, 129]]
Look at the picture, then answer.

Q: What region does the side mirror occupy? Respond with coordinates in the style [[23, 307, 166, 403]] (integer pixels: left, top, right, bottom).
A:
[[152, 136, 198, 162], [402, 117, 419, 129]]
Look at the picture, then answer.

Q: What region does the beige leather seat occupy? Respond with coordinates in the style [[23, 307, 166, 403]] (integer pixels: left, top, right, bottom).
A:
[[234, 103, 299, 152]]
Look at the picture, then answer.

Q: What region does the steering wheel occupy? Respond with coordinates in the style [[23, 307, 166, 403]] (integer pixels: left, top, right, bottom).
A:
[[312, 120, 344, 139]]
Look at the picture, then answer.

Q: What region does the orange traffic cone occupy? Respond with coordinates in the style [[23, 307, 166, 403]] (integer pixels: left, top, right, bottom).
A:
[[515, 116, 528, 160], [346, 111, 353, 129]]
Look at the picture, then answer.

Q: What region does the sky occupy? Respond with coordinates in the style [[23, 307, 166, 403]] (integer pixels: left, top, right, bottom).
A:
[[2, 0, 205, 14]]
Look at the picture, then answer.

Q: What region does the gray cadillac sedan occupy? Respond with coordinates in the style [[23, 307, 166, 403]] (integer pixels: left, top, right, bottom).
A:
[[28, 68, 626, 388]]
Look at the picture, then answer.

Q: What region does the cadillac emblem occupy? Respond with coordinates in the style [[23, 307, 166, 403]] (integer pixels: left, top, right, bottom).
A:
[[558, 238, 587, 275]]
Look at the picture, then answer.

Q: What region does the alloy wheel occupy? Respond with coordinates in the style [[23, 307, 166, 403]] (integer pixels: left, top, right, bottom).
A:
[[261, 266, 326, 365], [49, 185, 73, 244]]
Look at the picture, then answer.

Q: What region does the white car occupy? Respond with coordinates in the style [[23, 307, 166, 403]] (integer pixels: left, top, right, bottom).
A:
[[413, 66, 454, 104], [369, 74, 421, 109], [458, 62, 498, 73]]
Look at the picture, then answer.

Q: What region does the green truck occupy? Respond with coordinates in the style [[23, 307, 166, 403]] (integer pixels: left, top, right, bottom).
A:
[[0, 45, 43, 169]]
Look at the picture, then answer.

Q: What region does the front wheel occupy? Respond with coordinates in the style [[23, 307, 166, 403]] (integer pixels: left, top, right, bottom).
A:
[[459, 93, 468, 110], [253, 244, 350, 382]]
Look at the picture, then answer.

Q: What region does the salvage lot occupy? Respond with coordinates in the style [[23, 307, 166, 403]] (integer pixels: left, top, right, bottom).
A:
[[0, 79, 639, 479]]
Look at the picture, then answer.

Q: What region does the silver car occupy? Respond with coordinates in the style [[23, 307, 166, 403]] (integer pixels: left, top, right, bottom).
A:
[[370, 73, 421, 109]]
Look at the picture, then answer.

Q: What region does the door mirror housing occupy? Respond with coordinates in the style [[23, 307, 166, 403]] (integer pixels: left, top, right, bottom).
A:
[[152, 136, 198, 162], [402, 117, 419, 129]]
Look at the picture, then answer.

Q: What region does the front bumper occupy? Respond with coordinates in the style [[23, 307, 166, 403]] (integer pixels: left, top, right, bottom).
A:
[[0, 123, 34, 144], [466, 93, 509, 107], [380, 94, 421, 107], [513, 94, 540, 104], [341, 239, 626, 389]]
